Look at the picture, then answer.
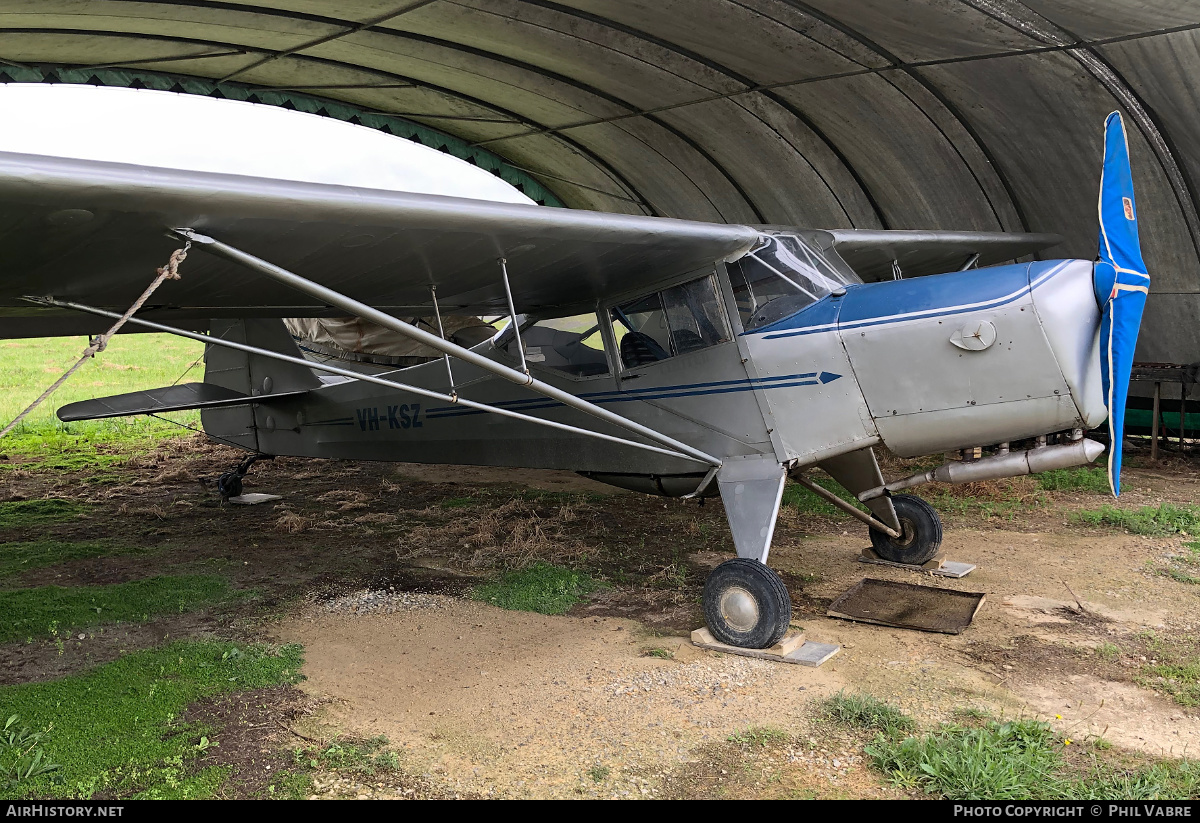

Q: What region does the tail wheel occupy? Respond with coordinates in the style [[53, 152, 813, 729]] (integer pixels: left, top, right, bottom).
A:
[[869, 493, 942, 565], [216, 472, 243, 499], [702, 558, 791, 649]]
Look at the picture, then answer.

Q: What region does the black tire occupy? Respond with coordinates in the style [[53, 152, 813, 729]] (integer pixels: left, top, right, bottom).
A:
[[217, 472, 243, 499], [869, 493, 942, 565], [702, 558, 791, 649]]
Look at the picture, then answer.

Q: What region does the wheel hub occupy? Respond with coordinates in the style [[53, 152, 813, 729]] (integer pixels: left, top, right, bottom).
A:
[[719, 586, 760, 633], [892, 516, 917, 547]]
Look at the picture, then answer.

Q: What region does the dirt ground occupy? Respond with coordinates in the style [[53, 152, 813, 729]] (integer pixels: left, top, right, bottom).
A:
[[4, 435, 1199, 798]]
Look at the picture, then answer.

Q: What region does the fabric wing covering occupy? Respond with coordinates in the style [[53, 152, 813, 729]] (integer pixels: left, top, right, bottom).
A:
[[1095, 111, 1151, 497]]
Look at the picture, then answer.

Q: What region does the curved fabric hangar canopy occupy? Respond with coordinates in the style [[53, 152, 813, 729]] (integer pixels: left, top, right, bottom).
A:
[[0, 0, 1198, 369]]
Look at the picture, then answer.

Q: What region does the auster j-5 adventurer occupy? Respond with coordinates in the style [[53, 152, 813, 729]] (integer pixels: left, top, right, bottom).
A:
[[0, 112, 1149, 650]]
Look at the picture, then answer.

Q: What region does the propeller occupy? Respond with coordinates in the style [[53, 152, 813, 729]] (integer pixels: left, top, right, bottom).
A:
[[1094, 111, 1150, 496]]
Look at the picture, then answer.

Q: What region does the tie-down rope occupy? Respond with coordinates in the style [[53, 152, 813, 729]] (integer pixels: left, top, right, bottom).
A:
[[0, 243, 190, 439]]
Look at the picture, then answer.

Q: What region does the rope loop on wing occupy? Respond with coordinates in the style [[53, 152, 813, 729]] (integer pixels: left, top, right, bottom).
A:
[[0, 242, 190, 438]]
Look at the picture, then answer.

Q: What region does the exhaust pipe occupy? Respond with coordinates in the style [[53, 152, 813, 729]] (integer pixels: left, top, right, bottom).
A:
[[858, 438, 1105, 502]]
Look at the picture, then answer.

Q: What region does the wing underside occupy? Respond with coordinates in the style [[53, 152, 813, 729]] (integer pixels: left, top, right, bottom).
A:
[[0, 151, 761, 338]]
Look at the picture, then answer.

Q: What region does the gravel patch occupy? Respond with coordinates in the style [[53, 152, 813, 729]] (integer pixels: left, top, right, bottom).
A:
[[784, 742, 864, 783], [317, 588, 453, 616], [603, 656, 773, 699]]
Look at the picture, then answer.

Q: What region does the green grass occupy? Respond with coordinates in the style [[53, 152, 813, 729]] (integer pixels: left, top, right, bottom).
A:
[[272, 735, 404, 799], [586, 764, 611, 783], [727, 725, 789, 747], [1037, 466, 1111, 493], [1141, 658, 1200, 706], [0, 432, 157, 480], [867, 719, 1200, 800], [781, 475, 861, 518], [1074, 503, 1200, 536], [0, 640, 303, 799], [0, 334, 203, 433], [1151, 540, 1200, 587], [291, 735, 399, 775], [1162, 567, 1200, 585], [1133, 633, 1200, 708], [868, 720, 1061, 799], [472, 562, 597, 615], [1, 715, 61, 791], [923, 490, 1039, 521], [641, 646, 675, 660], [0, 539, 149, 579], [1069, 760, 1200, 799], [0, 335, 204, 467], [821, 691, 916, 739], [0, 499, 88, 530], [0, 575, 234, 644]]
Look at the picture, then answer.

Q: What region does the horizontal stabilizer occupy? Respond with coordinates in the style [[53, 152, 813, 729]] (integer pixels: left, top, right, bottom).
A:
[[57, 382, 306, 422]]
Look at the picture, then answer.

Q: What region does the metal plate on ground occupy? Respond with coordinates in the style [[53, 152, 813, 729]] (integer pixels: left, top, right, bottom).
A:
[[227, 493, 282, 505], [785, 641, 841, 667], [827, 578, 986, 634]]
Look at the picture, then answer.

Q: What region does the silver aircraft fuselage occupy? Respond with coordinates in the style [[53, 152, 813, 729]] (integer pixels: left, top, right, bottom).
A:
[[216, 253, 1105, 492]]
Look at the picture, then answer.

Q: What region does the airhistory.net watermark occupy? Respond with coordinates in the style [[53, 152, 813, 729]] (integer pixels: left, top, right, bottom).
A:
[[4, 807, 123, 818]]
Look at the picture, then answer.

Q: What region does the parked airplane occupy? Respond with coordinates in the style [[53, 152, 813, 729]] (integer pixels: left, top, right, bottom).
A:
[[0, 113, 1146, 649]]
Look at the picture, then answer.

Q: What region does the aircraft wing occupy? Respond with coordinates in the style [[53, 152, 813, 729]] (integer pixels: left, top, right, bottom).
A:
[[0, 151, 761, 338], [806, 229, 1063, 282]]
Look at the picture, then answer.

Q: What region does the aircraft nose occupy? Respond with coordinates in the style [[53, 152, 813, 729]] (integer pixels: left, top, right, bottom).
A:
[[837, 259, 1106, 457], [1028, 259, 1106, 429]]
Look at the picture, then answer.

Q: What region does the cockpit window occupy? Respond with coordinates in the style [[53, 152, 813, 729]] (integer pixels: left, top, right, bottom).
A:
[[728, 233, 859, 330], [610, 274, 731, 369], [501, 313, 610, 378]]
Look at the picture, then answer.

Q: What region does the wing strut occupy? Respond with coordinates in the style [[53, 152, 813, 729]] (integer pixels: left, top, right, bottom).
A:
[[172, 229, 721, 468], [498, 257, 529, 376], [428, 285, 457, 400], [28, 296, 716, 466]]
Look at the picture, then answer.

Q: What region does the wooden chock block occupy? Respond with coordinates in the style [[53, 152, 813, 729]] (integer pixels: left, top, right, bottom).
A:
[[690, 627, 837, 667]]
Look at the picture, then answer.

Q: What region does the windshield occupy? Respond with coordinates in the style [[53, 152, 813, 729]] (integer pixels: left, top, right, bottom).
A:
[[728, 233, 859, 330]]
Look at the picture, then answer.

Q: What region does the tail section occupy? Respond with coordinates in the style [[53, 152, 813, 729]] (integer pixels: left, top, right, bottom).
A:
[[57, 319, 320, 453], [201, 318, 322, 451]]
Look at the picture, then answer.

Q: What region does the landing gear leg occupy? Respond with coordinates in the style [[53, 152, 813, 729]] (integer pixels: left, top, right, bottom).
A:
[[868, 493, 942, 565], [216, 453, 273, 499], [708, 457, 792, 648], [702, 559, 791, 649]]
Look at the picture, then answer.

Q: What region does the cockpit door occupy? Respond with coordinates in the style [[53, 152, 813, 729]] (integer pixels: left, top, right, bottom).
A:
[[724, 234, 879, 464], [605, 272, 775, 454]]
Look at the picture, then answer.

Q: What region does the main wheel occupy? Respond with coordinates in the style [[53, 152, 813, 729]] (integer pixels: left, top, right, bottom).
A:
[[702, 558, 791, 649], [869, 493, 942, 565]]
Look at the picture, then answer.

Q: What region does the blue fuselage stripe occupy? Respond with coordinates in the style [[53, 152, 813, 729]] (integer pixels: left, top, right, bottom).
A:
[[423, 375, 828, 420]]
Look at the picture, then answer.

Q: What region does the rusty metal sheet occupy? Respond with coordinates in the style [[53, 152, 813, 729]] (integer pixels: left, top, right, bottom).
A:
[[827, 577, 985, 634]]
